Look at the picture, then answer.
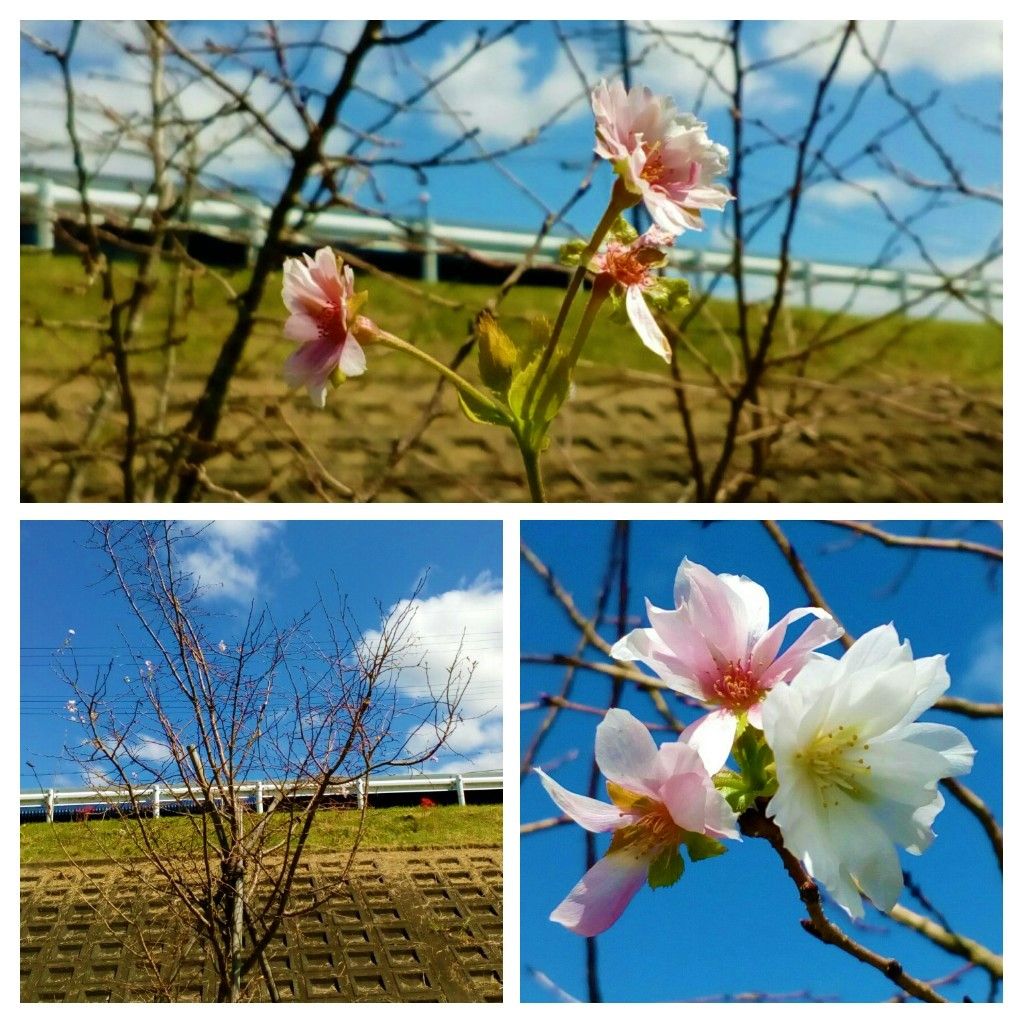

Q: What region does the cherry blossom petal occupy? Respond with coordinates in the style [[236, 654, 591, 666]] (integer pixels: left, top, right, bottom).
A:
[[534, 769, 629, 833], [549, 851, 650, 937], [660, 772, 710, 833], [679, 709, 737, 774], [594, 707, 662, 798], [625, 286, 671, 361], [337, 336, 367, 377]]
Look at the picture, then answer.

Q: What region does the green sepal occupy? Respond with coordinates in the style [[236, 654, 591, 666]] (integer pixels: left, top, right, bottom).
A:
[[647, 846, 685, 890], [508, 346, 572, 444], [457, 389, 511, 428], [329, 367, 347, 387], [681, 832, 727, 863], [558, 239, 588, 267], [516, 317, 551, 371], [475, 310, 517, 393], [607, 215, 639, 245], [647, 277, 691, 315]]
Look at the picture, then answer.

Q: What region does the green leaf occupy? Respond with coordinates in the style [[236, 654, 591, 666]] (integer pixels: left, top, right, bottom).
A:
[[681, 832, 727, 863], [648, 846, 685, 890], [457, 389, 511, 428]]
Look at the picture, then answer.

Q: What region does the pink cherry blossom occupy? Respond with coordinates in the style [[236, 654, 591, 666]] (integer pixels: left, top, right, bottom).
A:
[[592, 80, 733, 235], [535, 708, 737, 936], [281, 247, 373, 407], [610, 559, 843, 766], [589, 226, 676, 361]]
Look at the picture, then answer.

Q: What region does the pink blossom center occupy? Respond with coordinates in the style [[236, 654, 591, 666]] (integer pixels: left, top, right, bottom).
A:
[[709, 664, 762, 712], [316, 301, 343, 340], [640, 144, 667, 184], [600, 244, 652, 288], [635, 804, 685, 852]]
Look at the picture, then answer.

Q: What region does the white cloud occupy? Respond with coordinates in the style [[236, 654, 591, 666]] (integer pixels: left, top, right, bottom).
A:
[[365, 575, 503, 768], [423, 22, 737, 145], [807, 175, 909, 209], [205, 520, 281, 553], [960, 620, 1002, 700], [628, 21, 737, 102], [180, 520, 282, 603], [760, 21, 1002, 85], [21, 24, 308, 183], [425, 34, 596, 143]]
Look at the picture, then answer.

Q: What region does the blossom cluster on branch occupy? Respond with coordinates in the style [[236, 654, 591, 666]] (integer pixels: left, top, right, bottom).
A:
[[279, 81, 733, 501], [537, 558, 975, 935]]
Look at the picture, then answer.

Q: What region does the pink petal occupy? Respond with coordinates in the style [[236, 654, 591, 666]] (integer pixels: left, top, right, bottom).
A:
[[660, 771, 709, 833], [680, 709, 737, 774], [749, 606, 840, 678], [549, 851, 649, 936], [534, 769, 629, 833], [625, 286, 671, 361], [679, 561, 748, 665], [283, 313, 321, 345], [760, 613, 844, 683]]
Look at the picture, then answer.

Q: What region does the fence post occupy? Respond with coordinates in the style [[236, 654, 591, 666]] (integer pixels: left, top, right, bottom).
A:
[[46, 788, 55, 824], [419, 192, 438, 284], [802, 262, 814, 309], [244, 206, 265, 268], [455, 774, 466, 807], [256, 779, 264, 815], [897, 270, 910, 308], [691, 250, 704, 295], [982, 280, 995, 318], [152, 784, 161, 819], [36, 177, 55, 251]]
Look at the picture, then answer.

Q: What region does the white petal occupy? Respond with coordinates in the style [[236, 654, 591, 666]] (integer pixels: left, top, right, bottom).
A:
[[839, 623, 907, 675], [338, 336, 367, 377], [898, 655, 951, 729], [896, 722, 976, 778], [595, 708, 662, 797], [768, 774, 863, 918], [828, 793, 904, 914], [680, 709, 737, 774], [718, 573, 770, 639], [625, 287, 671, 361], [534, 769, 628, 833]]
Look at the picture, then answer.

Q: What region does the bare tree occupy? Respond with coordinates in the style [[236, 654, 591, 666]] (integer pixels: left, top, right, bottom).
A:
[[51, 521, 472, 1002]]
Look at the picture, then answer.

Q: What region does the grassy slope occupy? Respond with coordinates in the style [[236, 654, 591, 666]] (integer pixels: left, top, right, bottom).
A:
[[21, 804, 502, 864], [21, 251, 1001, 388]]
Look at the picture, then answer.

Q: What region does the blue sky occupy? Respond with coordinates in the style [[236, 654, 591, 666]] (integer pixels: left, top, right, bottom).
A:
[[20, 20, 1002, 304], [520, 520, 1002, 1003], [21, 520, 503, 789]]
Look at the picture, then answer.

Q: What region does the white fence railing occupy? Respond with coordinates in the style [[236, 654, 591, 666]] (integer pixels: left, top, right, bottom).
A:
[[21, 770, 503, 822], [20, 170, 1002, 316]]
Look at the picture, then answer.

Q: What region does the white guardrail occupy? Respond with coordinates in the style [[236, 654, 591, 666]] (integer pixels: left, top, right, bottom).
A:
[[21, 770, 503, 822], [20, 171, 1002, 315]]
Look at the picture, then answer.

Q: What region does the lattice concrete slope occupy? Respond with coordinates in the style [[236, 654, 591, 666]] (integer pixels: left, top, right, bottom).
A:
[[21, 848, 502, 1002]]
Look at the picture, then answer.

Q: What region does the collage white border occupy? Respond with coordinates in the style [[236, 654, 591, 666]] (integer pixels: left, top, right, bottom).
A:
[[8, 0, 1016, 1016]]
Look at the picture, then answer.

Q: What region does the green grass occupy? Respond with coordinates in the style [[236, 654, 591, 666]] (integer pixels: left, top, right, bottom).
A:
[[21, 251, 1001, 388], [20, 804, 502, 864]]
